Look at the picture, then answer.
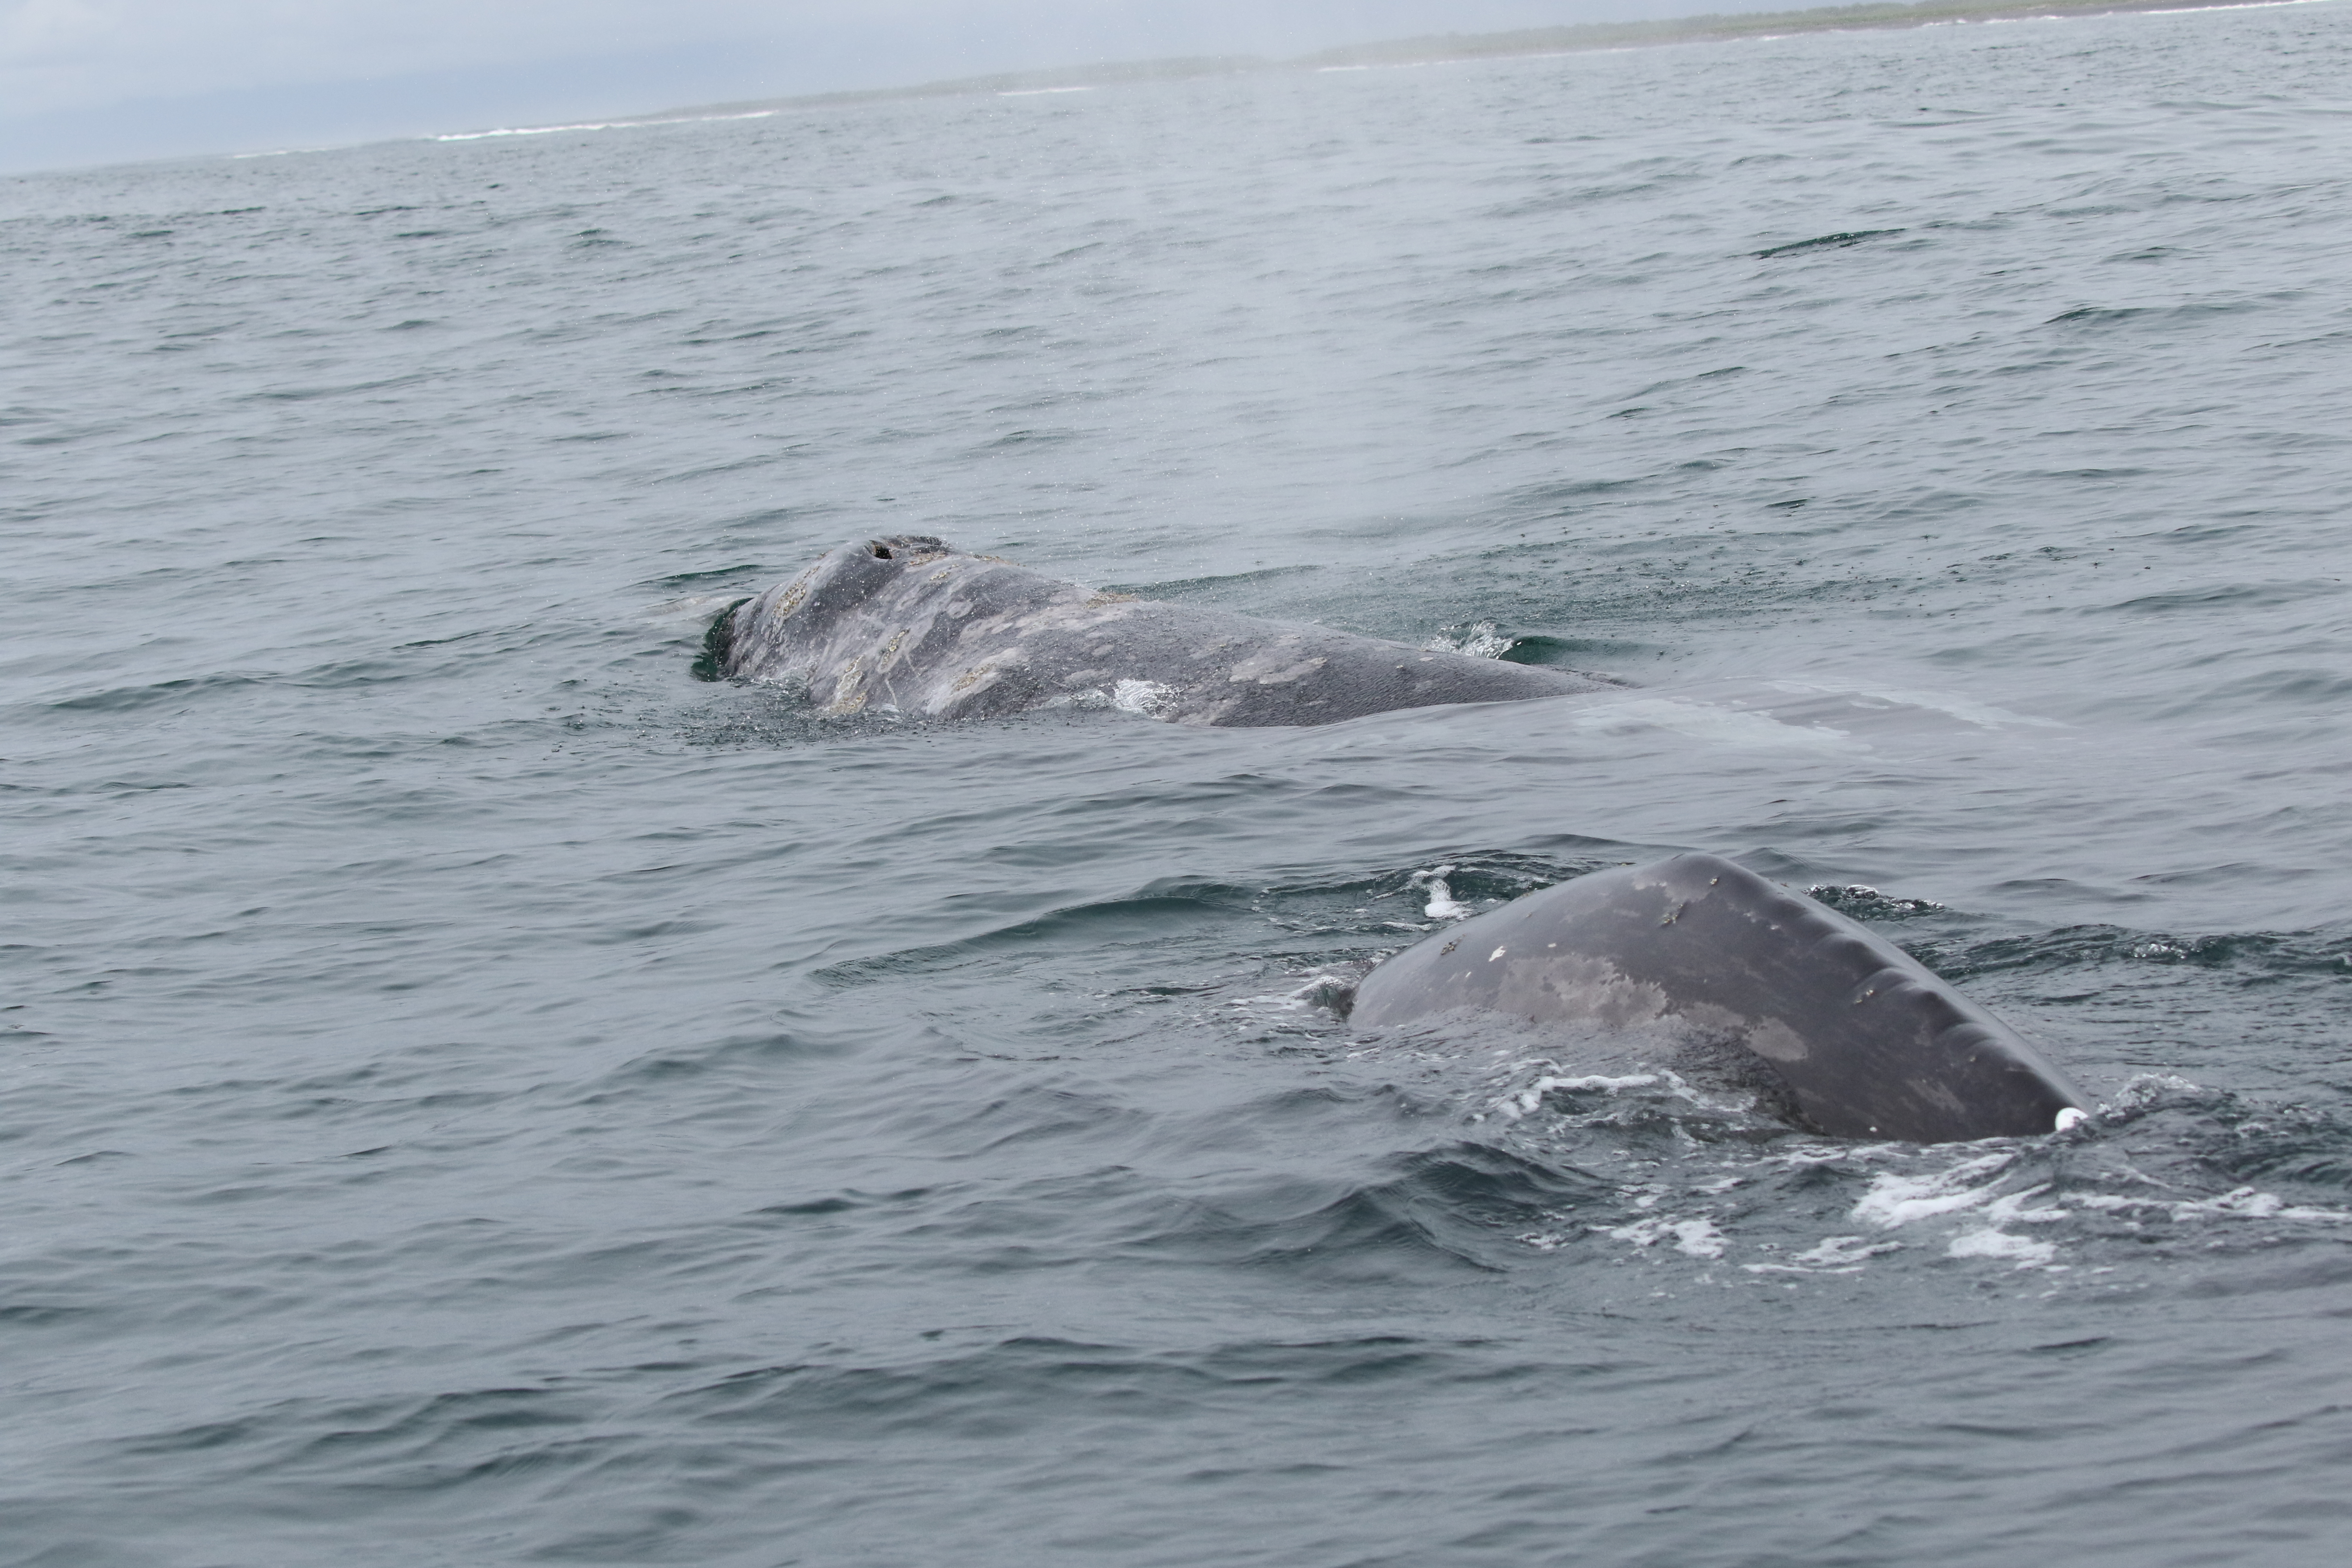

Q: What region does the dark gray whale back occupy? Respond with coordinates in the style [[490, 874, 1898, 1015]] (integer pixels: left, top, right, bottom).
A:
[[718, 536, 1604, 726], [1351, 854, 2086, 1142]]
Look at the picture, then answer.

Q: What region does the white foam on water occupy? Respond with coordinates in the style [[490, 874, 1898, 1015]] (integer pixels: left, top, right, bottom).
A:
[[2108, 1072, 2208, 1110], [1672, 1219, 1727, 1259], [1850, 1152, 2018, 1228], [1603, 1215, 1726, 1259], [1528, 1071, 2347, 1278], [1946, 1228, 2058, 1266], [999, 86, 1097, 96], [1851, 1154, 2068, 1268], [2068, 1186, 2352, 1224], [1655, 1067, 1761, 1119], [1495, 1072, 1660, 1119], [1743, 1234, 1902, 1274], [1838, 1130, 2352, 1273], [1424, 621, 1513, 660], [1110, 678, 1172, 716], [1408, 865, 1472, 920]]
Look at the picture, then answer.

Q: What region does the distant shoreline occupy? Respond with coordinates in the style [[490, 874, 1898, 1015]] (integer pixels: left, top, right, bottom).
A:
[[608, 0, 2323, 131]]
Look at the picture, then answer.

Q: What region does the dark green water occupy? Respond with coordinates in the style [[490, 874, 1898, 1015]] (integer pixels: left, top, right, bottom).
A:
[[5, 6, 2352, 1563]]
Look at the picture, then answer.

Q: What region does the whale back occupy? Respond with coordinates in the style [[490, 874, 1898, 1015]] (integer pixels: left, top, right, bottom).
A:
[[1350, 853, 2086, 1142], [719, 536, 1602, 726]]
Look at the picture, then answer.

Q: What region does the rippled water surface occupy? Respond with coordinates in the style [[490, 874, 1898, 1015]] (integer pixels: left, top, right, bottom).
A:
[[7, 7, 2352, 1564]]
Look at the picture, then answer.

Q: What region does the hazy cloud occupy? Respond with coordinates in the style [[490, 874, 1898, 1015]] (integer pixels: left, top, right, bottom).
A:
[[0, 0, 1755, 172]]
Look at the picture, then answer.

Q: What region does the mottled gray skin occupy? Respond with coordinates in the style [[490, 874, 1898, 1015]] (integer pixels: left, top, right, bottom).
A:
[[717, 536, 1606, 726], [1351, 854, 2087, 1143]]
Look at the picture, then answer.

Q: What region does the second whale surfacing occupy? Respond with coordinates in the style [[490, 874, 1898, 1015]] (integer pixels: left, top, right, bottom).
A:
[[710, 536, 1606, 725], [1351, 854, 2087, 1143]]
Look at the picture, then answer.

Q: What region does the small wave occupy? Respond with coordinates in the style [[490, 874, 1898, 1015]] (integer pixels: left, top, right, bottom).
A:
[[1423, 621, 1515, 659], [639, 561, 768, 591], [661, 1332, 1477, 1444], [2099, 578, 2346, 614], [1753, 228, 1905, 258], [645, 591, 751, 631], [2047, 299, 2264, 331], [1127, 1142, 1605, 1278], [1807, 884, 1947, 919], [43, 673, 262, 714], [1476, 1065, 2352, 1283], [812, 891, 1246, 986], [1913, 922, 2352, 983]]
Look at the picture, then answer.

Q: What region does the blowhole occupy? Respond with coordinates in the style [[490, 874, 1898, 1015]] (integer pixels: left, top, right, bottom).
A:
[[870, 544, 894, 560]]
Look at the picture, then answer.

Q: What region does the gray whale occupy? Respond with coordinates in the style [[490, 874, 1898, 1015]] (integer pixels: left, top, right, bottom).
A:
[[708, 536, 1605, 726], [1350, 853, 2086, 1143]]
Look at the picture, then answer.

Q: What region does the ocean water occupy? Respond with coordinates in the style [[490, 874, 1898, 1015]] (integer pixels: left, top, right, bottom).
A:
[[7, 6, 2352, 1563]]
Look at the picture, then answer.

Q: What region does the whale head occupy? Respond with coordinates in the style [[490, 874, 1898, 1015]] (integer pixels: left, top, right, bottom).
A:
[[791, 535, 953, 613]]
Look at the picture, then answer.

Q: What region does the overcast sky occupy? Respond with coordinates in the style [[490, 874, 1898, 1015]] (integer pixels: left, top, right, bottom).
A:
[[0, 0, 1786, 175]]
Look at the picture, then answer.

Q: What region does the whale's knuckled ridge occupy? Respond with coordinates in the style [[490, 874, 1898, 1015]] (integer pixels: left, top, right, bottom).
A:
[[1351, 852, 2086, 1143]]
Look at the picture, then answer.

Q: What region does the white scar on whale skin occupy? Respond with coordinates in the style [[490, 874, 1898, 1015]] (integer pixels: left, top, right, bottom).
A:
[[1226, 649, 1329, 685]]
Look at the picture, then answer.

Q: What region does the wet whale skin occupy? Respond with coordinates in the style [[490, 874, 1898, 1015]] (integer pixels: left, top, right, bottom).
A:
[[1350, 853, 2086, 1143], [717, 536, 1605, 726]]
